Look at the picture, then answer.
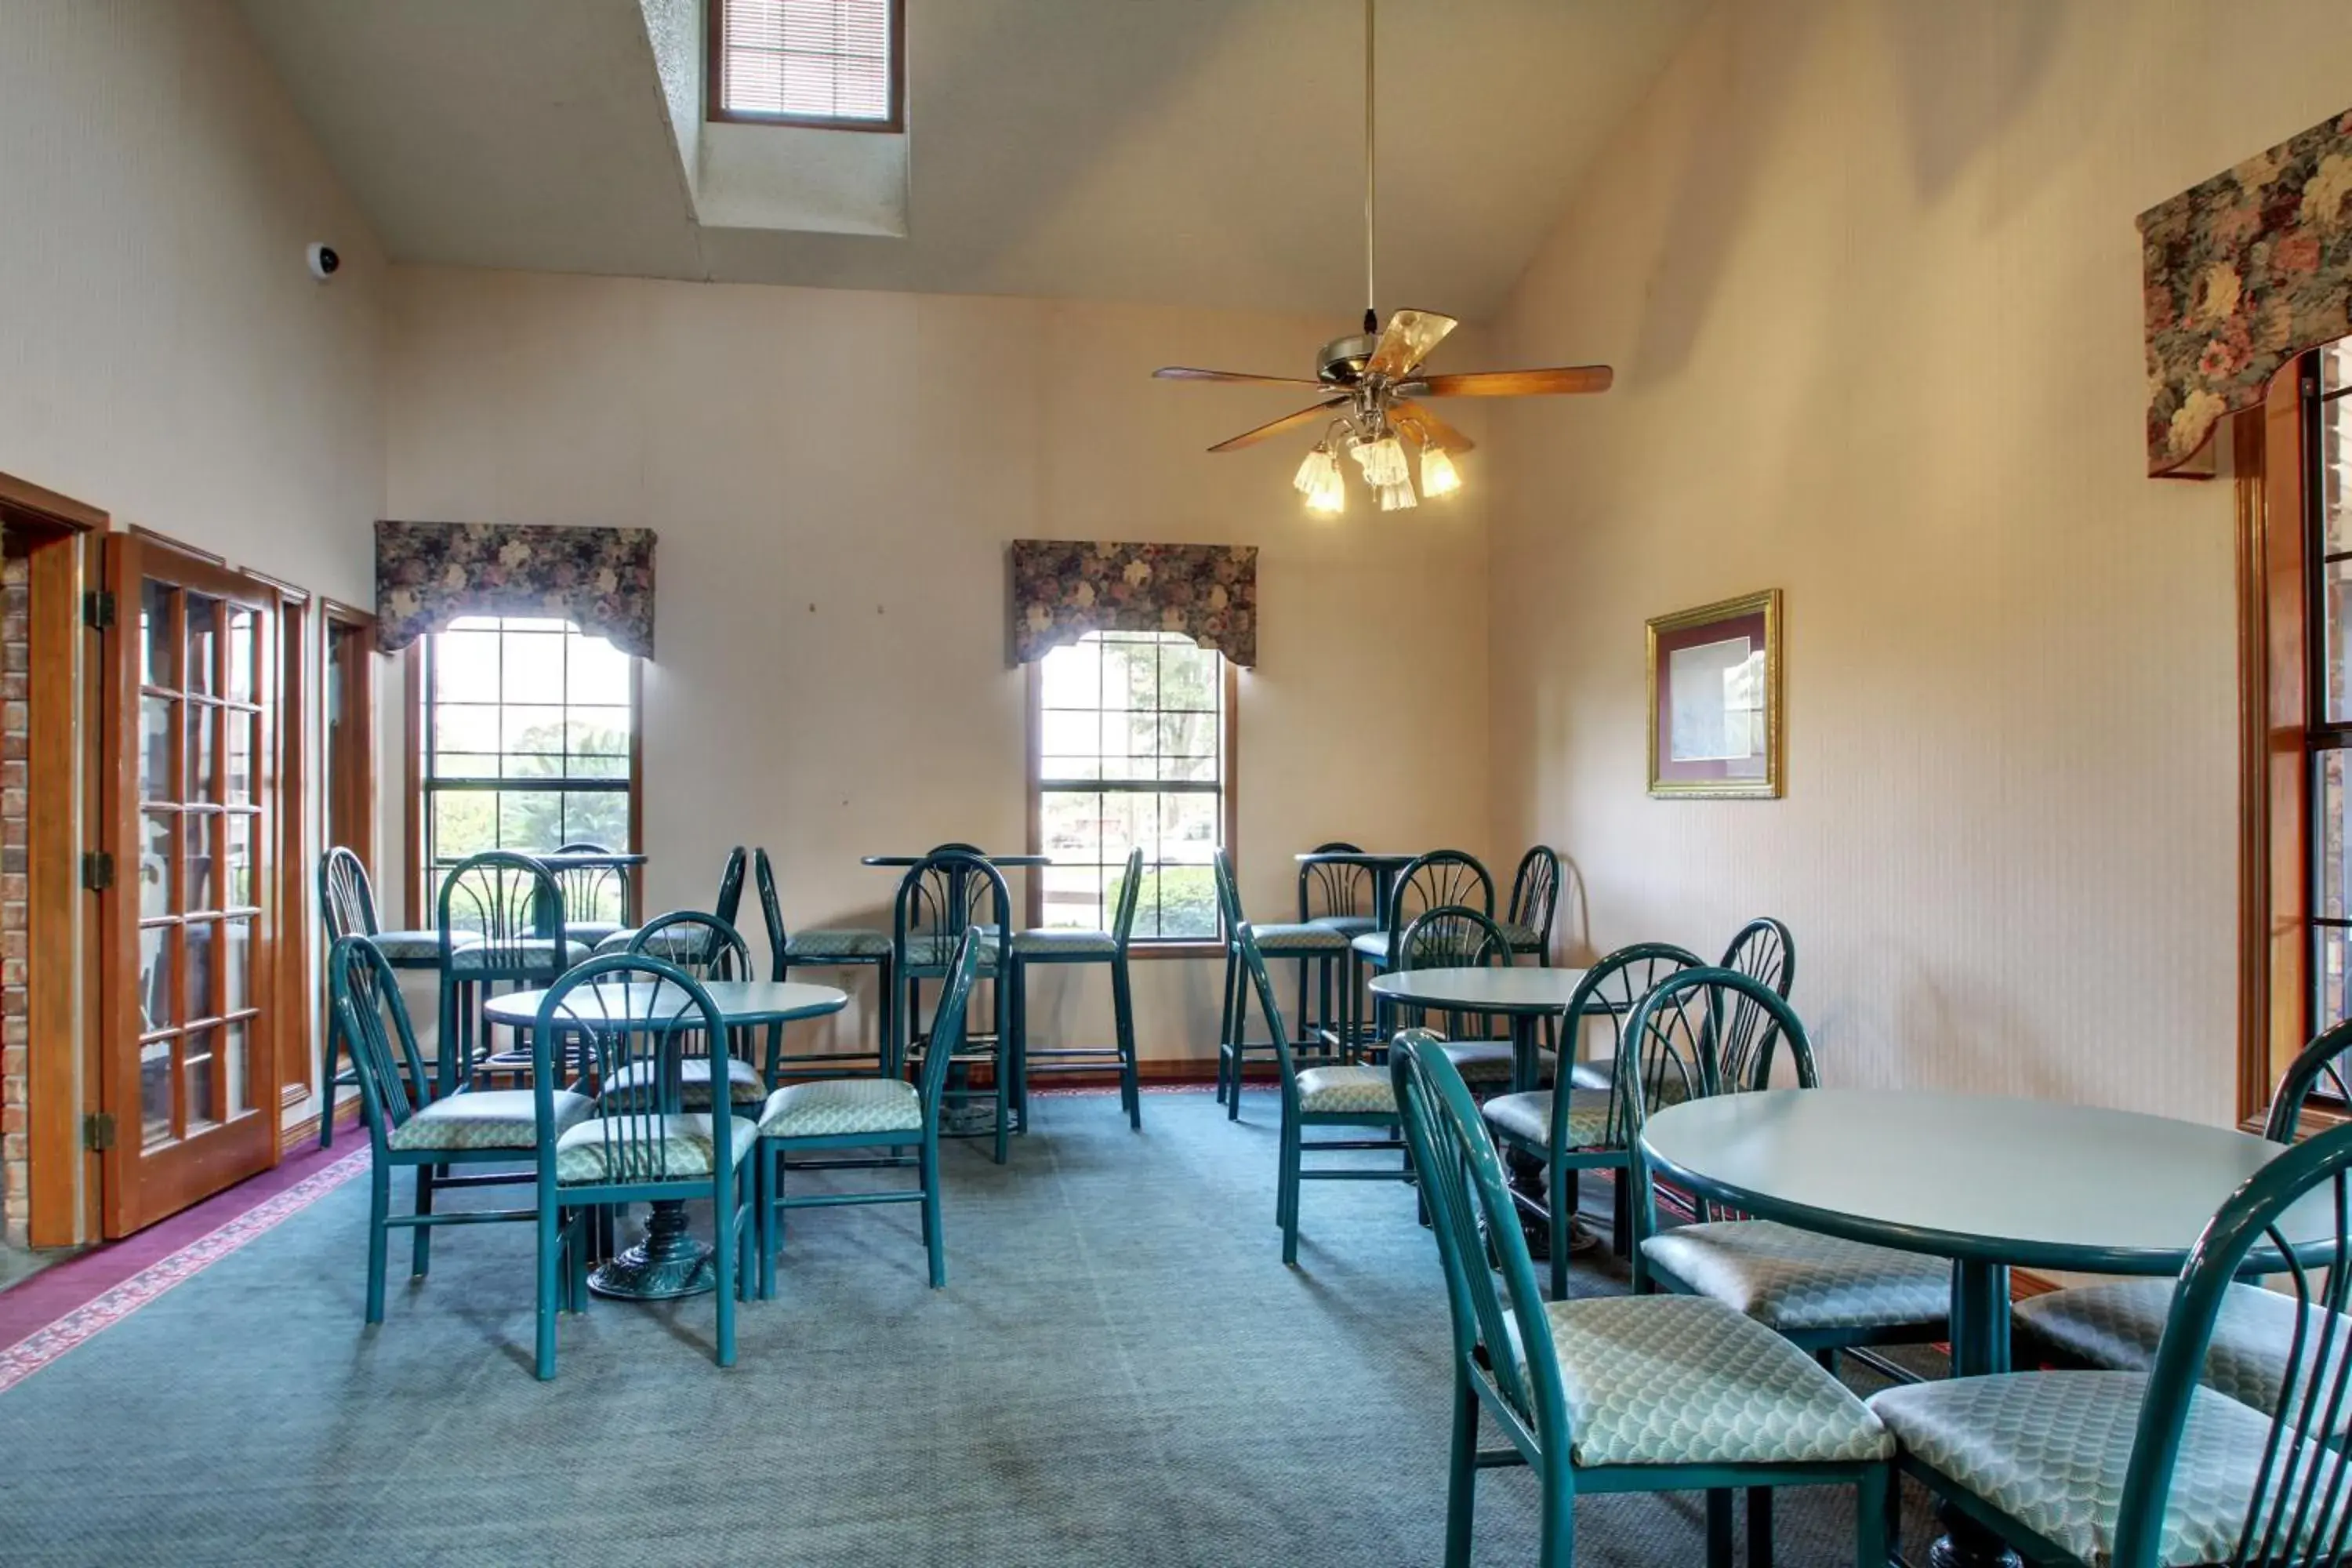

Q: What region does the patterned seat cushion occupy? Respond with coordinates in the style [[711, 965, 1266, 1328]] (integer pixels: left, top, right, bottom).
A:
[[553, 1112, 757, 1184], [1871, 1371, 2343, 1566], [1435, 1040, 1516, 1082], [900, 932, 1004, 972], [1497, 920, 1544, 952], [1306, 913, 1378, 936], [2015, 1279, 2352, 1435], [1250, 922, 1352, 956], [1570, 1057, 1612, 1092], [386, 1088, 591, 1152], [445, 938, 591, 974], [564, 920, 626, 947], [1351, 931, 1389, 961], [786, 928, 895, 961], [1642, 1219, 1948, 1333], [759, 1076, 925, 1138], [372, 928, 479, 962], [1294, 1065, 1396, 1116], [1011, 928, 1118, 958], [1483, 1088, 1617, 1151], [600, 1056, 767, 1109], [1546, 1294, 1892, 1468]]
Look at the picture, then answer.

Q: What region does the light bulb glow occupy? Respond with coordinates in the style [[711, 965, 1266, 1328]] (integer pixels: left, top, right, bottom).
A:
[[1293, 442, 1339, 498], [1348, 434, 1410, 488], [1420, 445, 1461, 499], [1306, 470, 1346, 514], [1377, 478, 1418, 511]]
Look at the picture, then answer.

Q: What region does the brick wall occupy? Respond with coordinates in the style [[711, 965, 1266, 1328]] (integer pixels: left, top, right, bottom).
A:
[[2, 553, 28, 1244]]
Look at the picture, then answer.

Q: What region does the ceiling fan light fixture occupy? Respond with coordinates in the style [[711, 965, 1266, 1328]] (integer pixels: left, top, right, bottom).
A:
[[1420, 445, 1461, 499], [1294, 441, 1339, 496], [1376, 479, 1418, 512], [1351, 434, 1409, 488]]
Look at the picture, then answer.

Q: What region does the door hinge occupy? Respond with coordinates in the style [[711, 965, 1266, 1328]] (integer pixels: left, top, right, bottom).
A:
[[82, 589, 116, 630], [81, 851, 115, 891], [82, 1112, 116, 1152]]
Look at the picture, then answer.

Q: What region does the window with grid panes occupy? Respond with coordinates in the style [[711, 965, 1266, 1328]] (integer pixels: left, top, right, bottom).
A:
[[1033, 631, 1227, 943], [418, 618, 637, 923], [711, 0, 902, 129], [2312, 339, 2352, 1029]]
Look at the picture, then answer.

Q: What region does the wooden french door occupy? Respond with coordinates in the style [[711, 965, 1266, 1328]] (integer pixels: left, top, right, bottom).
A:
[[98, 533, 282, 1235]]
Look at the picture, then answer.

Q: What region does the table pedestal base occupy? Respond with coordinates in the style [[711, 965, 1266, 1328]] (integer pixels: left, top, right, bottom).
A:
[[1927, 1515, 2021, 1568], [1922, 1260, 2020, 1566], [587, 1200, 716, 1301]]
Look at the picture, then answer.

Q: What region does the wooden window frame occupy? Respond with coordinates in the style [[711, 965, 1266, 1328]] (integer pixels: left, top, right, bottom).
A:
[[321, 601, 379, 880], [706, 0, 906, 132], [402, 634, 646, 926], [1023, 641, 1239, 960]]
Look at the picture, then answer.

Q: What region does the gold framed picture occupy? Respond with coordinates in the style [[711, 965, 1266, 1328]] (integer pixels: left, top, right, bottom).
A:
[[1646, 588, 1783, 799]]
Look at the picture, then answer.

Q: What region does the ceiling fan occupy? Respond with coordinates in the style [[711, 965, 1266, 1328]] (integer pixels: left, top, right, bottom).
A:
[[1153, 0, 1613, 514]]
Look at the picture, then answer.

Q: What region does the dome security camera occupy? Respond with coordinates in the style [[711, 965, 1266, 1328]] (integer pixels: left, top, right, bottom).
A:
[[307, 242, 341, 282]]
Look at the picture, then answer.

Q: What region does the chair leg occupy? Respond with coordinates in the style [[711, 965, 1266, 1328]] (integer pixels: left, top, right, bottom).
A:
[[1112, 955, 1140, 1131], [1748, 1486, 1773, 1568], [320, 1022, 341, 1149], [1008, 958, 1029, 1134], [1706, 1490, 1734, 1568], [1611, 1167, 1632, 1258], [1537, 1455, 1574, 1568], [756, 1144, 776, 1301], [411, 1165, 435, 1278], [1279, 1119, 1303, 1265], [1548, 1154, 1571, 1301], [535, 1198, 561, 1381], [1857, 1466, 1891, 1568], [993, 971, 1011, 1166], [712, 1170, 736, 1369], [1217, 946, 1240, 1111], [365, 1161, 390, 1323], [922, 1134, 946, 1288], [1446, 1369, 1479, 1568]]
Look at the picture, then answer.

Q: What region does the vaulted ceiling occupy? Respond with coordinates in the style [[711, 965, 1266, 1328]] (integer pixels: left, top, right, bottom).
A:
[[234, 0, 1703, 322]]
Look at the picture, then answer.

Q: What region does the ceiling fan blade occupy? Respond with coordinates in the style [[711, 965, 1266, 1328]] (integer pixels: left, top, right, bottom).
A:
[[1154, 366, 1327, 388], [1408, 365, 1614, 397], [1391, 400, 1475, 456], [1207, 398, 1347, 452], [1364, 309, 1460, 382]]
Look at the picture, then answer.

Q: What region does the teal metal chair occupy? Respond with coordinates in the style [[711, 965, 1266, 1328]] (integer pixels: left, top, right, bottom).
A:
[[895, 849, 1014, 1163], [757, 848, 895, 1080], [2015, 1014, 2352, 1430], [1352, 849, 1495, 1051], [1871, 1120, 2352, 1567], [547, 840, 634, 950], [1628, 970, 1950, 1381], [1573, 916, 1795, 1091], [528, 953, 757, 1381], [596, 846, 746, 955], [1233, 921, 1412, 1266], [757, 928, 982, 1298], [1389, 1033, 1895, 1568], [1500, 845, 1562, 961], [435, 851, 582, 1094], [1212, 849, 1350, 1119], [1007, 846, 1144, 1131], [602, 913, 767, 1112], [328, 935, 586, 1327], [1388, 904, 1520, 1086], [1479, 941, 1703, 1289], [1299, 840, 1377, 1036]]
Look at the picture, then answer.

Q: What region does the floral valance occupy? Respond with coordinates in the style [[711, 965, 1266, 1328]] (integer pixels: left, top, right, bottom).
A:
[[2140, 105, 2352, 475], [376, 521, 658, 658], [1010, 539, 1257, 667]]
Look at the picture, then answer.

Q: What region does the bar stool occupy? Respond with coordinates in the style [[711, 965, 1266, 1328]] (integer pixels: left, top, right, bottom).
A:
[[596, 847, 745, 956], [435, 851, 582, 1094], [318, 846, 477, 1146], [1007, 847, 1144, 1131], [757, 848, 896, 1080], [1349, 849, 1494, 1058], [1211, 849, 1349, 1119], [894, 850, 1014, 1164]]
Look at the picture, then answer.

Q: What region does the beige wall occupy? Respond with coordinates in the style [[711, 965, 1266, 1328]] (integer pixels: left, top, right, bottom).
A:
[[385, 267, 1495, 1062], [1486, 0, 2352, 1123]]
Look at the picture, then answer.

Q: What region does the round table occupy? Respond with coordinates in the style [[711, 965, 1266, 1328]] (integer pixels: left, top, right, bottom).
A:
[[859, 854, 1051, 868], [1639, 1087, 2339, 1568], [485, 979, 849, 1301], [1367, 966, 1590, 1091]]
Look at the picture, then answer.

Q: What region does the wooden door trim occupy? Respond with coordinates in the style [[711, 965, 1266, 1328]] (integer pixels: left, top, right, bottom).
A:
[[322, 601, 378, 885], [2, 479, 108, 1247], [274, 596, 309, 1119]]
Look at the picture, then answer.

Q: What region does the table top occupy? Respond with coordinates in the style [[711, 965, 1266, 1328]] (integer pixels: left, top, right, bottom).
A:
[[859, 853, 1052, 868], [1640, 1088, 2339, 1275], [535, 851, 648, 868], [1294, 851, 1417, 868], [1368, 965, 1592, 1014], [485, 980, 849, 1029]]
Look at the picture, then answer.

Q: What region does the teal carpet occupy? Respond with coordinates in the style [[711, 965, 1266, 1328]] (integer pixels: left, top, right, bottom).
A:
[[0, 1091, 1908, 1565]]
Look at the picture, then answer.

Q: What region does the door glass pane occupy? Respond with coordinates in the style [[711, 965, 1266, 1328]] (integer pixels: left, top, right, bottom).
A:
[[223, 917, 251, 1014], [224, 712, 253, 803], [140, 1038, 173, 1147], [141, 580, 175, 688], [224, 812, 253, 907], [139, 925, 172, 1032], [225, 608, 254, 702], [186, 918, 216, 1021], [183, 1027, 216, 1131], [2320, 926, 2352, 1033], [191, 704, 218, 801], [140, 812, 174, 920], [185, 595, 218, 695], [2318, 750, 2350, 1029], [139, 696, 173, 800], [223, 1021, 251, 1118], [185, 812, 216, 912]]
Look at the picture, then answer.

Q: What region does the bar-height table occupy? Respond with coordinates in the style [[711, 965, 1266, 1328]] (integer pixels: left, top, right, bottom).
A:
[[485, 978, 848, 1300], [1366, 965, 1590, 1091], [1639, 1088, 2343, 1568]]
